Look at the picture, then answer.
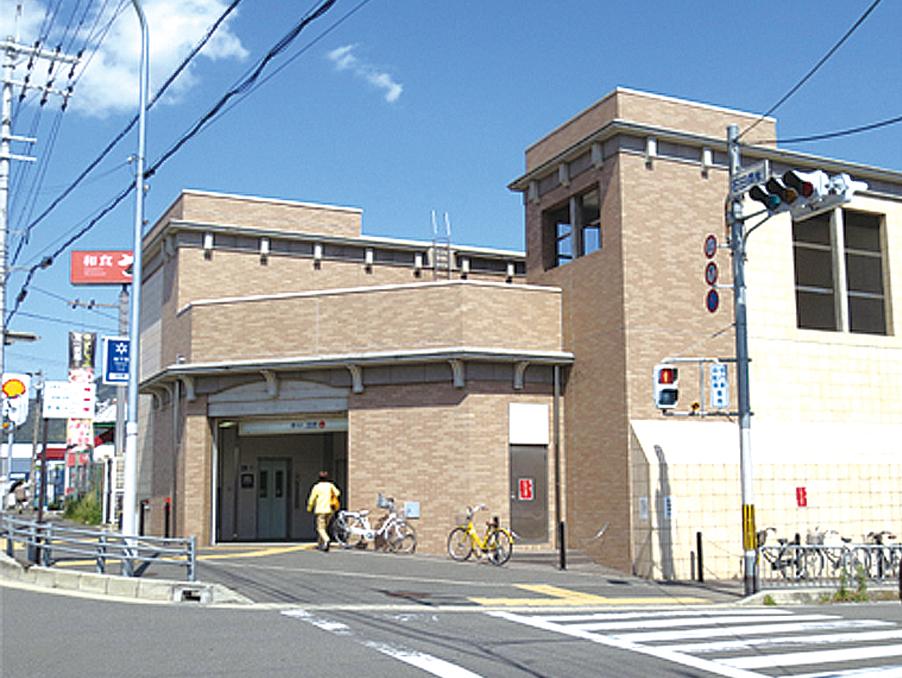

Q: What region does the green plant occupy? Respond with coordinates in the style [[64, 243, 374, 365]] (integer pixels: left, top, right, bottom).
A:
[[832, 566, 870, 603], [762, 594, 777, 606], [62, 492, 102, 525]]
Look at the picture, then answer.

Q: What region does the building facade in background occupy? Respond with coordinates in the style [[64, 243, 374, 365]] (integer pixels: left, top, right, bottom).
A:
[[136, 89, 902, 578]]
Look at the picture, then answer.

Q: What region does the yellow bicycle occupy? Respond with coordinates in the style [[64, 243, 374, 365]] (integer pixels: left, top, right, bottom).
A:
[[447, 504, 514, 566]]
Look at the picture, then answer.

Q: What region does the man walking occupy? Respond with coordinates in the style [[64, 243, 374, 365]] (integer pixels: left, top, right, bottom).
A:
[[307, 471, 340, 551]]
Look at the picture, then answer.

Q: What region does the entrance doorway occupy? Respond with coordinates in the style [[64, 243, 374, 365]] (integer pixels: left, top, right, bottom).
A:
[[257, 458, 289, 539], [509, 444, 548, 542]]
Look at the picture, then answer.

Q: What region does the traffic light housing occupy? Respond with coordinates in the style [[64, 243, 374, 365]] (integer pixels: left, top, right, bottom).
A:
[[747, 169, 867, 221], [653, 364, 679, 410]]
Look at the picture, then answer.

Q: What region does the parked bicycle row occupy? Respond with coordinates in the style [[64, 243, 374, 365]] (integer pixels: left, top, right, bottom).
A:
[[324, 495, 515, 566], [757, 526, 901, 584]]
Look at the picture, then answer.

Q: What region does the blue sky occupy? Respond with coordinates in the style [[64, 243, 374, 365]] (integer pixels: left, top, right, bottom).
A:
[[2, 0, 901, 380]]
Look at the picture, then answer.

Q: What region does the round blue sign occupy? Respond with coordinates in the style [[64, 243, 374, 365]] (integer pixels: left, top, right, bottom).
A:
[[706, 288, 720, 313], [704, 234, 717, 259], [705, 261, 718, 286]]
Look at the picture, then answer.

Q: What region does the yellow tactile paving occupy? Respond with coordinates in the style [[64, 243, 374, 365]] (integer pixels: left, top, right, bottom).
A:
[[469, 583, 705, 607]]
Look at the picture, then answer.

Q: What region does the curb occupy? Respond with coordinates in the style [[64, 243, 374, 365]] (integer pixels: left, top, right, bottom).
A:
[[739, 585, 900, 606], [0, 551, 252, 605]]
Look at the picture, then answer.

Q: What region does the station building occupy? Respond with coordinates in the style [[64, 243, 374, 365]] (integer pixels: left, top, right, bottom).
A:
[[137, 88, 902, 578]]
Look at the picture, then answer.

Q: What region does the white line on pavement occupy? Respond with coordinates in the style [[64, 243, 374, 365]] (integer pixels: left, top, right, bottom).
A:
[[569, 613, 832, 632], [722, 644, 902, 670], [487, 611, 765, 678], [538, 609, 794, 623], [671, 629, 902, 654], [363, 641, 485, 678], [611, 618, 891, 643]]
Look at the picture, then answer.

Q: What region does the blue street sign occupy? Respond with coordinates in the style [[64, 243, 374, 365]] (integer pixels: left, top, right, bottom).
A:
[[102, 336, 130, 385]]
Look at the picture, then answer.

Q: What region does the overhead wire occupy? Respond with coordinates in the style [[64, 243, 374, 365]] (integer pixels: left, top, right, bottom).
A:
[[757, 112, 902, 146], [6, 0, 346, 325], [9, 0, 243, 271], [739, 0, 883, 141]]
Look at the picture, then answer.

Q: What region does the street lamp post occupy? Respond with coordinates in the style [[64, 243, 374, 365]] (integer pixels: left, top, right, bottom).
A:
[[122, 0, 148, 537]]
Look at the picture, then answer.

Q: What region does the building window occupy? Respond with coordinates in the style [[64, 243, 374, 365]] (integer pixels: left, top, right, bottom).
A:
[[543, 188, 601, 269], [844, 211, 886, 335], [792, 209, 887, 335]]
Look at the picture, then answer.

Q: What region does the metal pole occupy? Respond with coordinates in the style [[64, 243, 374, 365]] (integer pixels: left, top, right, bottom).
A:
[[115, 285, 128, 526], [727, 124, 757, 595], [0, 38, 13, 496], [29, 372, 43, 504], [122, 1, 148, 537], [553, 364, 565, 570], [37, 417, 48, 523]]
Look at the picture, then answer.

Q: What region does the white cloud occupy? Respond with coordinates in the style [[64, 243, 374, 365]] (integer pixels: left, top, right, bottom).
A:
[[1, 0, 248, 117], [327, 44, 403, 104]]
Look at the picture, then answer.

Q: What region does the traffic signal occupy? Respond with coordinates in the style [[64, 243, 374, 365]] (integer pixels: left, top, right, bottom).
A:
[[653, 364, 679, 410], [747, 169, 867, 221]]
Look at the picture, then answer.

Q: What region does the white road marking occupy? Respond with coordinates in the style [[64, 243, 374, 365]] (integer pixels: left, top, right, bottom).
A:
[[570, 613, 832, 632], [723, 644, 902, 669], [487, 611, 765, 678], [283, 609, 484, 677], [363, 642, 484, 678], [539, 608, 793, 623], [672, 629, 902, 653], [612, 618, 891, 643], [791, 664, 902, 677]]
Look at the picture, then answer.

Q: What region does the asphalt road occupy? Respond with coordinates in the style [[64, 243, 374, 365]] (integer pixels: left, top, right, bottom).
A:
[[4, 584, 902, 678]]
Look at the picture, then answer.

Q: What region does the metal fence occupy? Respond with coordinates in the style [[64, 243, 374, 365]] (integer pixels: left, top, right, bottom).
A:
[[758, 543, 902, 589], [1, 513, 196, 582]]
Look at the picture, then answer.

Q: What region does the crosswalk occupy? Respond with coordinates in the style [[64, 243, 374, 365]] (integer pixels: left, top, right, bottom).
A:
[[488, 607, 902, 677]]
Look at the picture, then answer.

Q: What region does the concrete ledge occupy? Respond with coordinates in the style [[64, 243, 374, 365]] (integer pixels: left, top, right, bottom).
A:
[[741, 585, 900, 606], [1, 552, 250, 605]]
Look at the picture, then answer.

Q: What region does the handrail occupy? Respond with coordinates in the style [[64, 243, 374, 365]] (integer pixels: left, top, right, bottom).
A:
[[1, 513, 196, 581]]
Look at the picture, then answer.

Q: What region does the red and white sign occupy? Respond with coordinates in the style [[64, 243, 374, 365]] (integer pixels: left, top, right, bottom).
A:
[[518, 477, 535, 501], [796, 486, 808, 508], [70, 250, 133, 285]]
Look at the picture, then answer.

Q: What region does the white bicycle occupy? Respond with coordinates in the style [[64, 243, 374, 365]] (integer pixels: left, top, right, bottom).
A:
[[331, 496, 416, 554]]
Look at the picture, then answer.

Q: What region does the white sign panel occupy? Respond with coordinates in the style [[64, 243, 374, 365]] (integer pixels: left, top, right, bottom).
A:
[[238, 418, 348, 436], [508, 403, 549, 445], [1, 373, 31, 427], [41, 381, 96, 419]]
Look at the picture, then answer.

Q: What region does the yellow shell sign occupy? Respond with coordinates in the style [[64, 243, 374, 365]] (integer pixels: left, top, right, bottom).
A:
[[2, 378, 27, 399]]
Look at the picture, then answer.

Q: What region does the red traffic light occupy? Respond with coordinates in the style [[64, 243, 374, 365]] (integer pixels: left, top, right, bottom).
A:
[[657, 367, 677, 384]]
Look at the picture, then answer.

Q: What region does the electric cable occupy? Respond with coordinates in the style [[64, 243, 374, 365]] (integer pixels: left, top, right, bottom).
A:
[[740, 0, 882, 141], [10, 0, 243, 269], [757, 112, 902, 145]]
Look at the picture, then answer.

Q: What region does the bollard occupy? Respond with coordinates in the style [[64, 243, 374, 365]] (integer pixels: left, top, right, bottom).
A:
[[4, 516, 13, 557], [42, 523, 53, 566], [188, 536, 197, 582], [558, 521, 567, 571], [696, 531, 704, 583]]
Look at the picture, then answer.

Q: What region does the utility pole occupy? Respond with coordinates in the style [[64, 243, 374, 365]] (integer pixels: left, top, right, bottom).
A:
[[727, 124, 757, 596], [123, 0, 149, 537], [1, 23, 79, 379]]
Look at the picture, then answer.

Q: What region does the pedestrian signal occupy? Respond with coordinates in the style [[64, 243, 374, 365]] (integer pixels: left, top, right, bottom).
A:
[[653, 364, 679, 410]]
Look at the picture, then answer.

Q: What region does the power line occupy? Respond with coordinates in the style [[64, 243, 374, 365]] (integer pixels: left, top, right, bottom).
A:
[[740, 0, 883, 141], [9, 0, 243, 269], [6, 0, 345, 325], [759, 112, 902, 145], [14, 309, 117, 333]]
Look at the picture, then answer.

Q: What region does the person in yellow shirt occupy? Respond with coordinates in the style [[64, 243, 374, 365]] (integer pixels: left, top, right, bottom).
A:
[[307, 471, 340, 551]]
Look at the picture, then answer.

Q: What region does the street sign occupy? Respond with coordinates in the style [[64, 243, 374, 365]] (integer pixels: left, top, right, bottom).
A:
[[704, 262, 718, 286], [706, 288, 719, 313], [729, 160, 769, 198], [102, 336, 130, 385], [704, 234, 717, 259], [70, 250, 133, 285], [1, 373, 31, 427], [709, 363, 729, 410], [43, 381, 73, 419], [517, 477, 535, 501]]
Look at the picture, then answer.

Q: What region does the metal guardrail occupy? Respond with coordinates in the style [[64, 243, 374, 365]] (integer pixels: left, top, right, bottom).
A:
[[1, 513, 196, 582], [758, 543, 902, 589]]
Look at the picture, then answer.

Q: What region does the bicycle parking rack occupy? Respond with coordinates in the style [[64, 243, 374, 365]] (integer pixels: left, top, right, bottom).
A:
[[1, 513, 196, 582], [758, 543, 902, 589]]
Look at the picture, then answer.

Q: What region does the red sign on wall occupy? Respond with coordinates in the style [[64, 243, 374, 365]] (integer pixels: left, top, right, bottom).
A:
[[70, 250, 133, 285], [796, 486, 808, 508], [518, 477, 535, 501]]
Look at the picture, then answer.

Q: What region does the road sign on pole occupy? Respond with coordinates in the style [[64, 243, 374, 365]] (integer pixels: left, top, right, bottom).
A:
[[101, 336, 130, 385]]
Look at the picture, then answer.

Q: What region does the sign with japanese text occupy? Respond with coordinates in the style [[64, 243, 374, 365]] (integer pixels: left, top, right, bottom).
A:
[[70, 250, 133, 285], [796, 486, 808, 508], [517, 477, 535, 501], [101, 336, 130, 385], [68, 331, 97, 369]]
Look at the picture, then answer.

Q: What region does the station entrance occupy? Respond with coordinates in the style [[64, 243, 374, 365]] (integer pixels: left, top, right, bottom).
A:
[[214, 417, 348, 542]]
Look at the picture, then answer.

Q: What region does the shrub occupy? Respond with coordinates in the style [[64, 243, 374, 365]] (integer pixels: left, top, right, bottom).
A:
[[63, 492, 102, 525]]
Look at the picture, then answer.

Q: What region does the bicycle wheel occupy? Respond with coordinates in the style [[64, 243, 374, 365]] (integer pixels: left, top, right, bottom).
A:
[[486, 528, 513, 566], [333, 514, 359, 548], [447, 527, 473, 561], [801, 549, 824, 580], [389, 523, 417, 554]]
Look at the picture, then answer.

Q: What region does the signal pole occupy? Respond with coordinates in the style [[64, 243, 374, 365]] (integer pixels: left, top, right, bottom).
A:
[[727, 124, 757, 596]]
